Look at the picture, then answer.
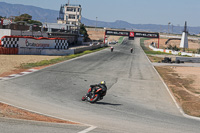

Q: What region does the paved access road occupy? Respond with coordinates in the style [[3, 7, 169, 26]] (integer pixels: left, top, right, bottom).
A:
[[0, 38, 200, 133]]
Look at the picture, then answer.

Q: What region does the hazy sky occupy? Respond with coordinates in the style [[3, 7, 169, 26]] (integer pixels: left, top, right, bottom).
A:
[[0, 0, 200, 27]]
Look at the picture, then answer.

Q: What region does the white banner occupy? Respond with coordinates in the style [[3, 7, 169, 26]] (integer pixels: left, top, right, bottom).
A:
[[1, 36, 68, 49], [18, 38, 55, 48]]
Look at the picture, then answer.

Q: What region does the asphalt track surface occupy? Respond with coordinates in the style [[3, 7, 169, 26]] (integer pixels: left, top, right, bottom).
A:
[[0, 38, 200, 133]]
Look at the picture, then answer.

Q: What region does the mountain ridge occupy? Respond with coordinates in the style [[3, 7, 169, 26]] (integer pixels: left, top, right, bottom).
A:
[[0, 2, 200, 34]]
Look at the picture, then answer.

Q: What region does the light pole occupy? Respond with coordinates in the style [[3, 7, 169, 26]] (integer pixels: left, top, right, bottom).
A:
[[96, 17, 98, 31], [168, 22, 171, 34], [171, 24, 173, 34]]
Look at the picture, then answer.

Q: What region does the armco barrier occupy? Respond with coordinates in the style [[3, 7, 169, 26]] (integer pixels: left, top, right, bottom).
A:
[[176, 57, 200, 63]]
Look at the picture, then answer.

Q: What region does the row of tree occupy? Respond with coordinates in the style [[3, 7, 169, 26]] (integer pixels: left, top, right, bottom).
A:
[[1, 14, 42, 25]]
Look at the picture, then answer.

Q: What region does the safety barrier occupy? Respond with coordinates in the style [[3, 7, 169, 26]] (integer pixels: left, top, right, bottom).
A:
[[149, 44, 200, 57], [0, 36, 68, 55], [54, 39, 68, 49], [0, 47, 18, 54], [0, 36, 19, 54]]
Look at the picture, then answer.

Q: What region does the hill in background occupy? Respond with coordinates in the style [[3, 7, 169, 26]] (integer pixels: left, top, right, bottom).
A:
[[0, 2, 200, 34]]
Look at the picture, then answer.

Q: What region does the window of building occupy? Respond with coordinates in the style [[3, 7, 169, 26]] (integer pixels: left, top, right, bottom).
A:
[[67, 7, 77, 12], [69, 14, 75, 19], [67, 7, 74, 12]]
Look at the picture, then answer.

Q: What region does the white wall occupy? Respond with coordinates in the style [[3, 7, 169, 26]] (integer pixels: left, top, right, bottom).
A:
[[19, 48, 74, 55], [0, 29, 11, 39]]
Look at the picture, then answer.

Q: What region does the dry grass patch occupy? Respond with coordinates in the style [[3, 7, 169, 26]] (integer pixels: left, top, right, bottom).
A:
[[148, 55, 163, 62]]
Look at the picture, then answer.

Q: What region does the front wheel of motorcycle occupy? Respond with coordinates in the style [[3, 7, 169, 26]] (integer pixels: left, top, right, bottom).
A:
[[87, 94, 100, 103], [81, 96, 86, 101]]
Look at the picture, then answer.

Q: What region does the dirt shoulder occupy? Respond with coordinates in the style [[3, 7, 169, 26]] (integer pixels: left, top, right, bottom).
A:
[[0, 102, 78, 124], [148, 54, 200, 117], [0, 55, 61, 77], [143, 37, 200, 117]]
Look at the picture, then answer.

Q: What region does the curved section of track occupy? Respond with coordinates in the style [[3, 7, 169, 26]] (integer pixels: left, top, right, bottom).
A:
[[0, 38, 200, 133]]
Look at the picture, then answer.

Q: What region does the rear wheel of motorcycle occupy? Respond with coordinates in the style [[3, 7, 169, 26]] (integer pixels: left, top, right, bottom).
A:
[[87, 94, 99, 103]]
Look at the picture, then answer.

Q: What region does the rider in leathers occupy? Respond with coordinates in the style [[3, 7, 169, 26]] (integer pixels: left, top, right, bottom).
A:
[[84, 81, 107, 100]]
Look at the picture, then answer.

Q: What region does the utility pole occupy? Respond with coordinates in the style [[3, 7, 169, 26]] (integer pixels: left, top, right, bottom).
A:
[[68, 0, 70, 5]]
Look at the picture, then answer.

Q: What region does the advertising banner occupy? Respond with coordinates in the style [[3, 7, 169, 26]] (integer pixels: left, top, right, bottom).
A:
[[105, 30, 129, 36], [105, 30, 159, 38], [1, 36, 68, 49], [133, 32, 159, 38], [18, 38, 55, 48]]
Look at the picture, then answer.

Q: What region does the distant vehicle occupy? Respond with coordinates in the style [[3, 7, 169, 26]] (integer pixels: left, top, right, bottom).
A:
[[108, 41, 117, 44]]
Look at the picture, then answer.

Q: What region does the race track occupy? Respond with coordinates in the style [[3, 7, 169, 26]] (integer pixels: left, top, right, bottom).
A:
[[0, 38, 200, 133]]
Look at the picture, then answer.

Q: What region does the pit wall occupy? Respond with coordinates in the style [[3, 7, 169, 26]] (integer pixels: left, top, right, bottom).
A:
[[0, 35, 106, 55], [149, 44, 200, 57]]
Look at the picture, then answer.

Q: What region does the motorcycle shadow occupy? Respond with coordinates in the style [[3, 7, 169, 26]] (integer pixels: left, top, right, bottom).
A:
[[95, 102, 122, 106]]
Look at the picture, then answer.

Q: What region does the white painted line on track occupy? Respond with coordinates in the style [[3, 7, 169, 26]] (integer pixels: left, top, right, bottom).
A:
[[0, 69, 39, 81], [78, 125, 97, 133], [140, 42, 200, 121]]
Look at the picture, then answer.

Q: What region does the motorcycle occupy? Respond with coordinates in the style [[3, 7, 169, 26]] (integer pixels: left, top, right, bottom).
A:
[[110, 47, 114, 52], [130, 48, 133, 53], [82, 85, 106, 103]]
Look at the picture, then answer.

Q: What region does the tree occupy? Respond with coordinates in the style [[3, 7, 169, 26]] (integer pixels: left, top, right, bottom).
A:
[[197, 48, 200, 54], [27, 20, 42, 25], [0, 16, 6, 19], [80, 24, 90, 42], [13, 14, 42, 25], [14, 14, 32, 22]]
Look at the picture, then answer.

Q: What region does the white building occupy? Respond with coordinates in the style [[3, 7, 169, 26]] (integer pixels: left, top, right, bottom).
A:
[[57, 4, 82, 27]]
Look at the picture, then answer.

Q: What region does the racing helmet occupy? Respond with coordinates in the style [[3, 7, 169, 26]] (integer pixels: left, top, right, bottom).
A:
[[100, 81, 106, 85]]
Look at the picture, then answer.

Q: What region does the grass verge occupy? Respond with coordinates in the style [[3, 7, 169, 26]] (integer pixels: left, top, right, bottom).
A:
[[20, 47, 107, 69], [118, 36, 124, 44], [140, 38, 172, 55], [148, 55, 163, 62]]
